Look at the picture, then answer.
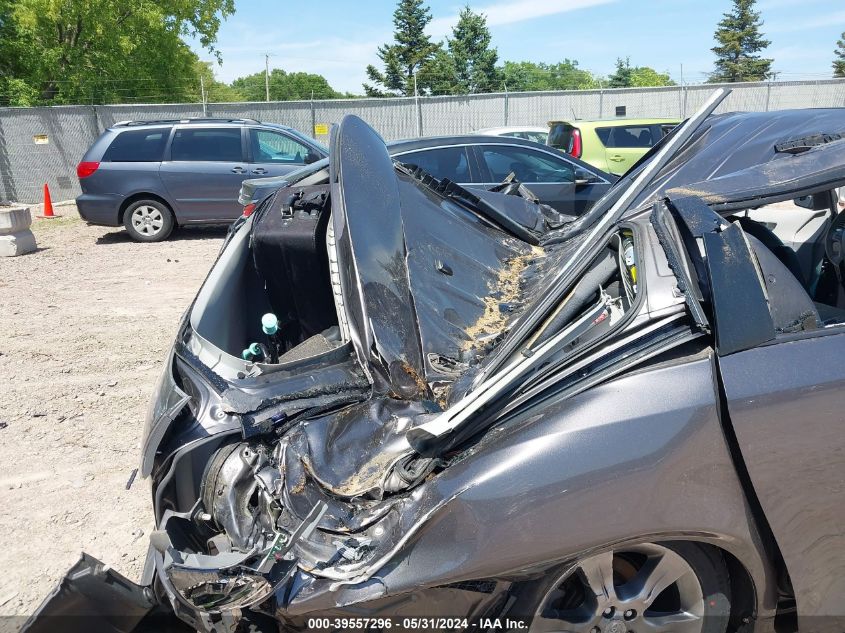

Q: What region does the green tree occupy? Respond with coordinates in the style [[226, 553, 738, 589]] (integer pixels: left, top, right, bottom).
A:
[[364, 0, 438, 96], [192, 61, 244, 103], [420, 45, 458, 95], [607, 57, 633, 88], [499, 60, 598, 92], [834, 32, 845, 78], [710, 0, 773, 82], [444, 6, 499, 94], [231, 68, 340, 101], [607, 58, 674, 88], [0, 0, 234, 106]]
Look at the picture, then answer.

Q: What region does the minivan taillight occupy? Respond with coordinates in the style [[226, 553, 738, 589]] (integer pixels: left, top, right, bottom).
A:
[[569, 128, 582, 159], [76, 161, 100, 178], [242, 203, 256, 217]]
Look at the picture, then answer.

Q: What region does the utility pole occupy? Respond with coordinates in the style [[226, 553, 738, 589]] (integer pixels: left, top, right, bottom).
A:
[[265, 54, 271, 102]]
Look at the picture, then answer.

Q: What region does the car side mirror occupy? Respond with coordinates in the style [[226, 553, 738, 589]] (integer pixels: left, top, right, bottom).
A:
[[794, 190, 836, 210], [304, 151, 320, 165], [574, 168, 596, 187]]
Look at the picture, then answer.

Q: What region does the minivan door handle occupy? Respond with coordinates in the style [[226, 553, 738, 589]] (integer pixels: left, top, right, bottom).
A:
[[608, 154, 625, 162], [251, 168, 267, 175], [230, 166, 246, 173]]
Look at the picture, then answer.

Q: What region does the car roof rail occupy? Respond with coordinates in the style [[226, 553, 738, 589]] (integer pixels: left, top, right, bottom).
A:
[[112, 117, 262, 128]]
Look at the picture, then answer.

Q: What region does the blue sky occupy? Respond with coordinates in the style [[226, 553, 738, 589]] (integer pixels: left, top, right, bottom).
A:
[[191, 0, 845, 93]]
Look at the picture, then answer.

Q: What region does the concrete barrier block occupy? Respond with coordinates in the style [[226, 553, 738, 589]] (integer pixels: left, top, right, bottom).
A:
[[0, 229, 37, 257], [0, 206, 32, 235]]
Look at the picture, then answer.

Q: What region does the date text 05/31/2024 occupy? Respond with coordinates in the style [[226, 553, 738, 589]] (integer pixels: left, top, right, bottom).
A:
[[306, 617, 530, 630]]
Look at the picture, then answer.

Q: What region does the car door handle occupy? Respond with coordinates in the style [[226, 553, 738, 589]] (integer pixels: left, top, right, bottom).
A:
[[230, 166, 246, 173], [608, 155, 625, 162], [251, 168, 267, 175]]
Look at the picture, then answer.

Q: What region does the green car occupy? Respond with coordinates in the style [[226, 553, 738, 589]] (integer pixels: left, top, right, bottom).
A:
[[547, 118, 679, 176]]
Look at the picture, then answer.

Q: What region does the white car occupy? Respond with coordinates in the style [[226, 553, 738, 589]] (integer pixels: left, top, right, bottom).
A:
[[472, 125, 548, 144]]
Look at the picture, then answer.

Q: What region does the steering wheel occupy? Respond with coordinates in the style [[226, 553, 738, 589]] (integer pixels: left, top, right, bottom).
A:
[[825, 210, 845, 266]]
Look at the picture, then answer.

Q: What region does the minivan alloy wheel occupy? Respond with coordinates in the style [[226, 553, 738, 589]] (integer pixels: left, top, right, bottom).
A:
[[528, 543, 730, 633], [131, 205, 164, 236]]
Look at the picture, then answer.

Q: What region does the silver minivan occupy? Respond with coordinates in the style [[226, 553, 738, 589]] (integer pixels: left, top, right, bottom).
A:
[[75, 118, 327, 241]]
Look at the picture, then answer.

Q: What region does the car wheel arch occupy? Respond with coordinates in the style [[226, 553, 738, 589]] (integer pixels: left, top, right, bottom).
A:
[[119, 191, 177, 226]]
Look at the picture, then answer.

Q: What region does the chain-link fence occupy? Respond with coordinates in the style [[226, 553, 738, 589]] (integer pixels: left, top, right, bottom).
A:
[[2, 79, 844, 204]]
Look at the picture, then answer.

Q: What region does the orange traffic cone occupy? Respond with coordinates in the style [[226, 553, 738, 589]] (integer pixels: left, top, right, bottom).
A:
[[39, 183, 58, 219]]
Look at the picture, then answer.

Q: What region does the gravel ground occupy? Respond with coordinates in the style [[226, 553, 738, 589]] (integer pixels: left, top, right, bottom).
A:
[[0, 206, 225, 620]]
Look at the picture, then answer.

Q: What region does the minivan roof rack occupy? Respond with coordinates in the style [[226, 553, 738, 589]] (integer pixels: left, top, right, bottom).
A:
[[112, 117, 261, 127]]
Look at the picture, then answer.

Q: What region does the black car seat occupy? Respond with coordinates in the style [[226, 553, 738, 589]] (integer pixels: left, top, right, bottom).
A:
[[729, 215, 807, 287]]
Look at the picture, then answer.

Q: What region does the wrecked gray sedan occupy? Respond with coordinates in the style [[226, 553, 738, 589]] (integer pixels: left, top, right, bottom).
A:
[[26, 91, 845, 633]]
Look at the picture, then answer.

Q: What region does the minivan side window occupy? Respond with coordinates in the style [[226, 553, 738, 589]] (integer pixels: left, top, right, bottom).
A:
[[170, 128, 243, 162], [250, 129, 312, 164], [103, 129, 169, 162]]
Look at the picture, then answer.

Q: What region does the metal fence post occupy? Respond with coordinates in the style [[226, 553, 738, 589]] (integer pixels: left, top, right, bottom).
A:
[[503, 85, 509, 126], [765, 82, 772, 112], [599, 84, 604, 118], [678, 84, 683, 119], [310, 92, 316, 139]]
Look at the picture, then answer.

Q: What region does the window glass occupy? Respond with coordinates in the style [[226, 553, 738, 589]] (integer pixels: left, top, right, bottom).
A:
[[547, 123, 573, 150], [605, 126, 655, 148], [595, 127, 612, 146], [524, 131, 549, 144], [660, 123, 677, 137], [250, 129, 312, 164], [170, 128, 243, 162], [480, 145, 575, 183], [103, 129, 169, 162], [400, 146, 471, 182]]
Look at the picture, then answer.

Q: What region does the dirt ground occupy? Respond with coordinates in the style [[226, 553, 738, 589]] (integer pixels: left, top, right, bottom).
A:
[[0, 205, 225, 622]]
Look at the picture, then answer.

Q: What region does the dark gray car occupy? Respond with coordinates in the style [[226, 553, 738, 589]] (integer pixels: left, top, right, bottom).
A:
[[75, 118, 326, 241], [26, 93, 845, 633], [238, 134, 615, 218]]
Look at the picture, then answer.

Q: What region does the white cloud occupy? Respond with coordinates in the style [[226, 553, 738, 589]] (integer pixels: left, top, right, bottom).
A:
[[428, 0, 618, 38]]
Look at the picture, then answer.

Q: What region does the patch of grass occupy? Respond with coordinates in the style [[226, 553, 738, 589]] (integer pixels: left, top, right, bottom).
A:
[[31, 216, 82, 232]]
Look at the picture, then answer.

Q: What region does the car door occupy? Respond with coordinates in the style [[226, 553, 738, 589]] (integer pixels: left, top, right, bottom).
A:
[[247, 127, 320, 179], [474, 143, 609, 215], [702, 219, 845, 628], [601, 124, 657, 176], [159, 126, 248, 222]]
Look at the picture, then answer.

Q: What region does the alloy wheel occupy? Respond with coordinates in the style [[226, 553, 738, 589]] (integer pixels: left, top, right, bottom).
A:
[[531, 543, 706, 633], [131, 204, 164, 236]]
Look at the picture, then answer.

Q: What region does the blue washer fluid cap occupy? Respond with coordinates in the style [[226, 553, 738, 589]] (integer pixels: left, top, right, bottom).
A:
[[261, 313, 279, 335], [242, 342, 262, 360]]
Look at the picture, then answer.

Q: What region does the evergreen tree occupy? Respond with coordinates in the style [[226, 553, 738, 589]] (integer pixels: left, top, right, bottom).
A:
[[420, 45, 458, 96], [710, 0, 773, 82], [606, 58, 674, 88], [607, 58, 634, 88], [364, 0, 438, 96], [834, 32, 845, 78], [446, 6, 499, 94]]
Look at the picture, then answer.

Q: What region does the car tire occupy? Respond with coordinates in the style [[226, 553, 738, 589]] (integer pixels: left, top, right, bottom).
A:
[[123, 199, 174, 242], [508, 541, 731, 633]]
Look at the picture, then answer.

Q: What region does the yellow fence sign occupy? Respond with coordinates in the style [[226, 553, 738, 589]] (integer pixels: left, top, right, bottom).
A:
[[314, 123, 329, 136]]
